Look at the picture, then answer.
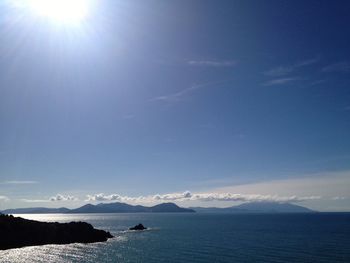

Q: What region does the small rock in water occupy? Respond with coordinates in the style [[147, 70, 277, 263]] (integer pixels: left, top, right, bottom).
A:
[[129, 223, 147, 231]]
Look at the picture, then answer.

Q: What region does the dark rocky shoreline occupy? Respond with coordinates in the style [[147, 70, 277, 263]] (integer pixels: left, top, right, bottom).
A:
[[0, 214, 113, 250]]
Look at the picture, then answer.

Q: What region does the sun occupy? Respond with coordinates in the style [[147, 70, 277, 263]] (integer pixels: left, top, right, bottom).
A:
[[28, 0, 89, 24]]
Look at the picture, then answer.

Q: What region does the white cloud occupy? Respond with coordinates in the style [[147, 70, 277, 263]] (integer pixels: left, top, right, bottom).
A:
[[86, 193, 122, 202], [152, 192, 319, 203], [85, 172, 350, 209], [21, 199, 51, 203], [86, 193, 150, 203], [152, 192, 190, 201], [188, 60, 237, 67], [50, 194, 78, 202], [85, 191, 319, 204]]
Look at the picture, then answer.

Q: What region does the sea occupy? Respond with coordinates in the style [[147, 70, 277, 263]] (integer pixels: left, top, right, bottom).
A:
[[1, 213, 350, 263]]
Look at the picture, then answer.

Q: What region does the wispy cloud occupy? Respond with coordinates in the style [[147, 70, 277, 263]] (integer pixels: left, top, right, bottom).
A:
[[322, 62, 350, 73], [264, 66, 294, 77], [150, 80, 228, 102], [295, 57, 320, 67], [215, 171, 350, 205], [0, 195, 9, 202], [331, 196, 348, 200], [262, 77, 299, 86], [310, 79, 326, 86], [151, 86, 198, 102], [21, 199, 51, 203], [0, 180, 38, 185], [85, 191, 320, 204], [188, 60, 237, 67], [264, 57, 319, 77]]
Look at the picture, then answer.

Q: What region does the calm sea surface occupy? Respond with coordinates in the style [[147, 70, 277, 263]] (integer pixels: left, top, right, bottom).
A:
[[1, 213, 350, 262]]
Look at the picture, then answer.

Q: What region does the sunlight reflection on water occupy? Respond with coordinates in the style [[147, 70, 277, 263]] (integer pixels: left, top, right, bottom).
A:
[[0, 214, 129, 263], [1, 237, 126, 263], [12, 213, 118, 222]]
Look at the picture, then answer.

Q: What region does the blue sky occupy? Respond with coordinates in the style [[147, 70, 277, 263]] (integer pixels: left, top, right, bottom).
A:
[[0, 0, 350, 211]]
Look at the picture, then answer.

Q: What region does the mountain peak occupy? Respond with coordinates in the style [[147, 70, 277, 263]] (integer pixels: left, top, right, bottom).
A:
[[235, 202, 315, 213]]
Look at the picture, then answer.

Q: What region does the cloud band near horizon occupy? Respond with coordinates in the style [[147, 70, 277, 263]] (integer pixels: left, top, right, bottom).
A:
[[85, 191, 321, 204]]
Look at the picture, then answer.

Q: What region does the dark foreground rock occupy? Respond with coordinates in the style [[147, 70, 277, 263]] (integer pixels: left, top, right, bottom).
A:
[[129, 223, 147, 231], [0, 214, 113, 250]]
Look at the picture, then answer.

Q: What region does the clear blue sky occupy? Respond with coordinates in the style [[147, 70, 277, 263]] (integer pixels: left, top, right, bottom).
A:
[[0, 0, 350, 210]]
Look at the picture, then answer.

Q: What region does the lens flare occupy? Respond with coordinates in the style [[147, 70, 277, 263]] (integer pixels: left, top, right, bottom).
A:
[[28, 0, 89, 24]]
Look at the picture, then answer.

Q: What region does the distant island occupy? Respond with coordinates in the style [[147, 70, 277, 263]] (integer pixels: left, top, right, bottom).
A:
[[1, 201, 316, 214], [1, 202, 195, 214], [0, 214, 113, 250], [191, 202, 315, 213]]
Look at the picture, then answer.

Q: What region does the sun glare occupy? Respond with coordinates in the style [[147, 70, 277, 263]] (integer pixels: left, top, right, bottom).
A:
[[28, 0, 89, 24]]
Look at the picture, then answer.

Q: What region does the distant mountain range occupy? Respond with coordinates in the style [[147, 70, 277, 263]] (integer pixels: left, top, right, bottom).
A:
[[1, 201, 315, 214], [191, 202, 315, 213], [1, 202, 195, 214]]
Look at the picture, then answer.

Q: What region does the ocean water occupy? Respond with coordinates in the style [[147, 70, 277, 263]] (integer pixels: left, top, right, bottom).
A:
[[1, 213, 350, 263]]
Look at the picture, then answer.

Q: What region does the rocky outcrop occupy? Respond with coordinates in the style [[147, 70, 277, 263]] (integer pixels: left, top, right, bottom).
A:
[[0, 214, 113, 250], [129, 223, 147, 231]]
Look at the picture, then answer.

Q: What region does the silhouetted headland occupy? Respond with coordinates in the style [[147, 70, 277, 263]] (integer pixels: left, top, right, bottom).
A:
[[129, 223, 147, 231], [0, 214, 113, 250]]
